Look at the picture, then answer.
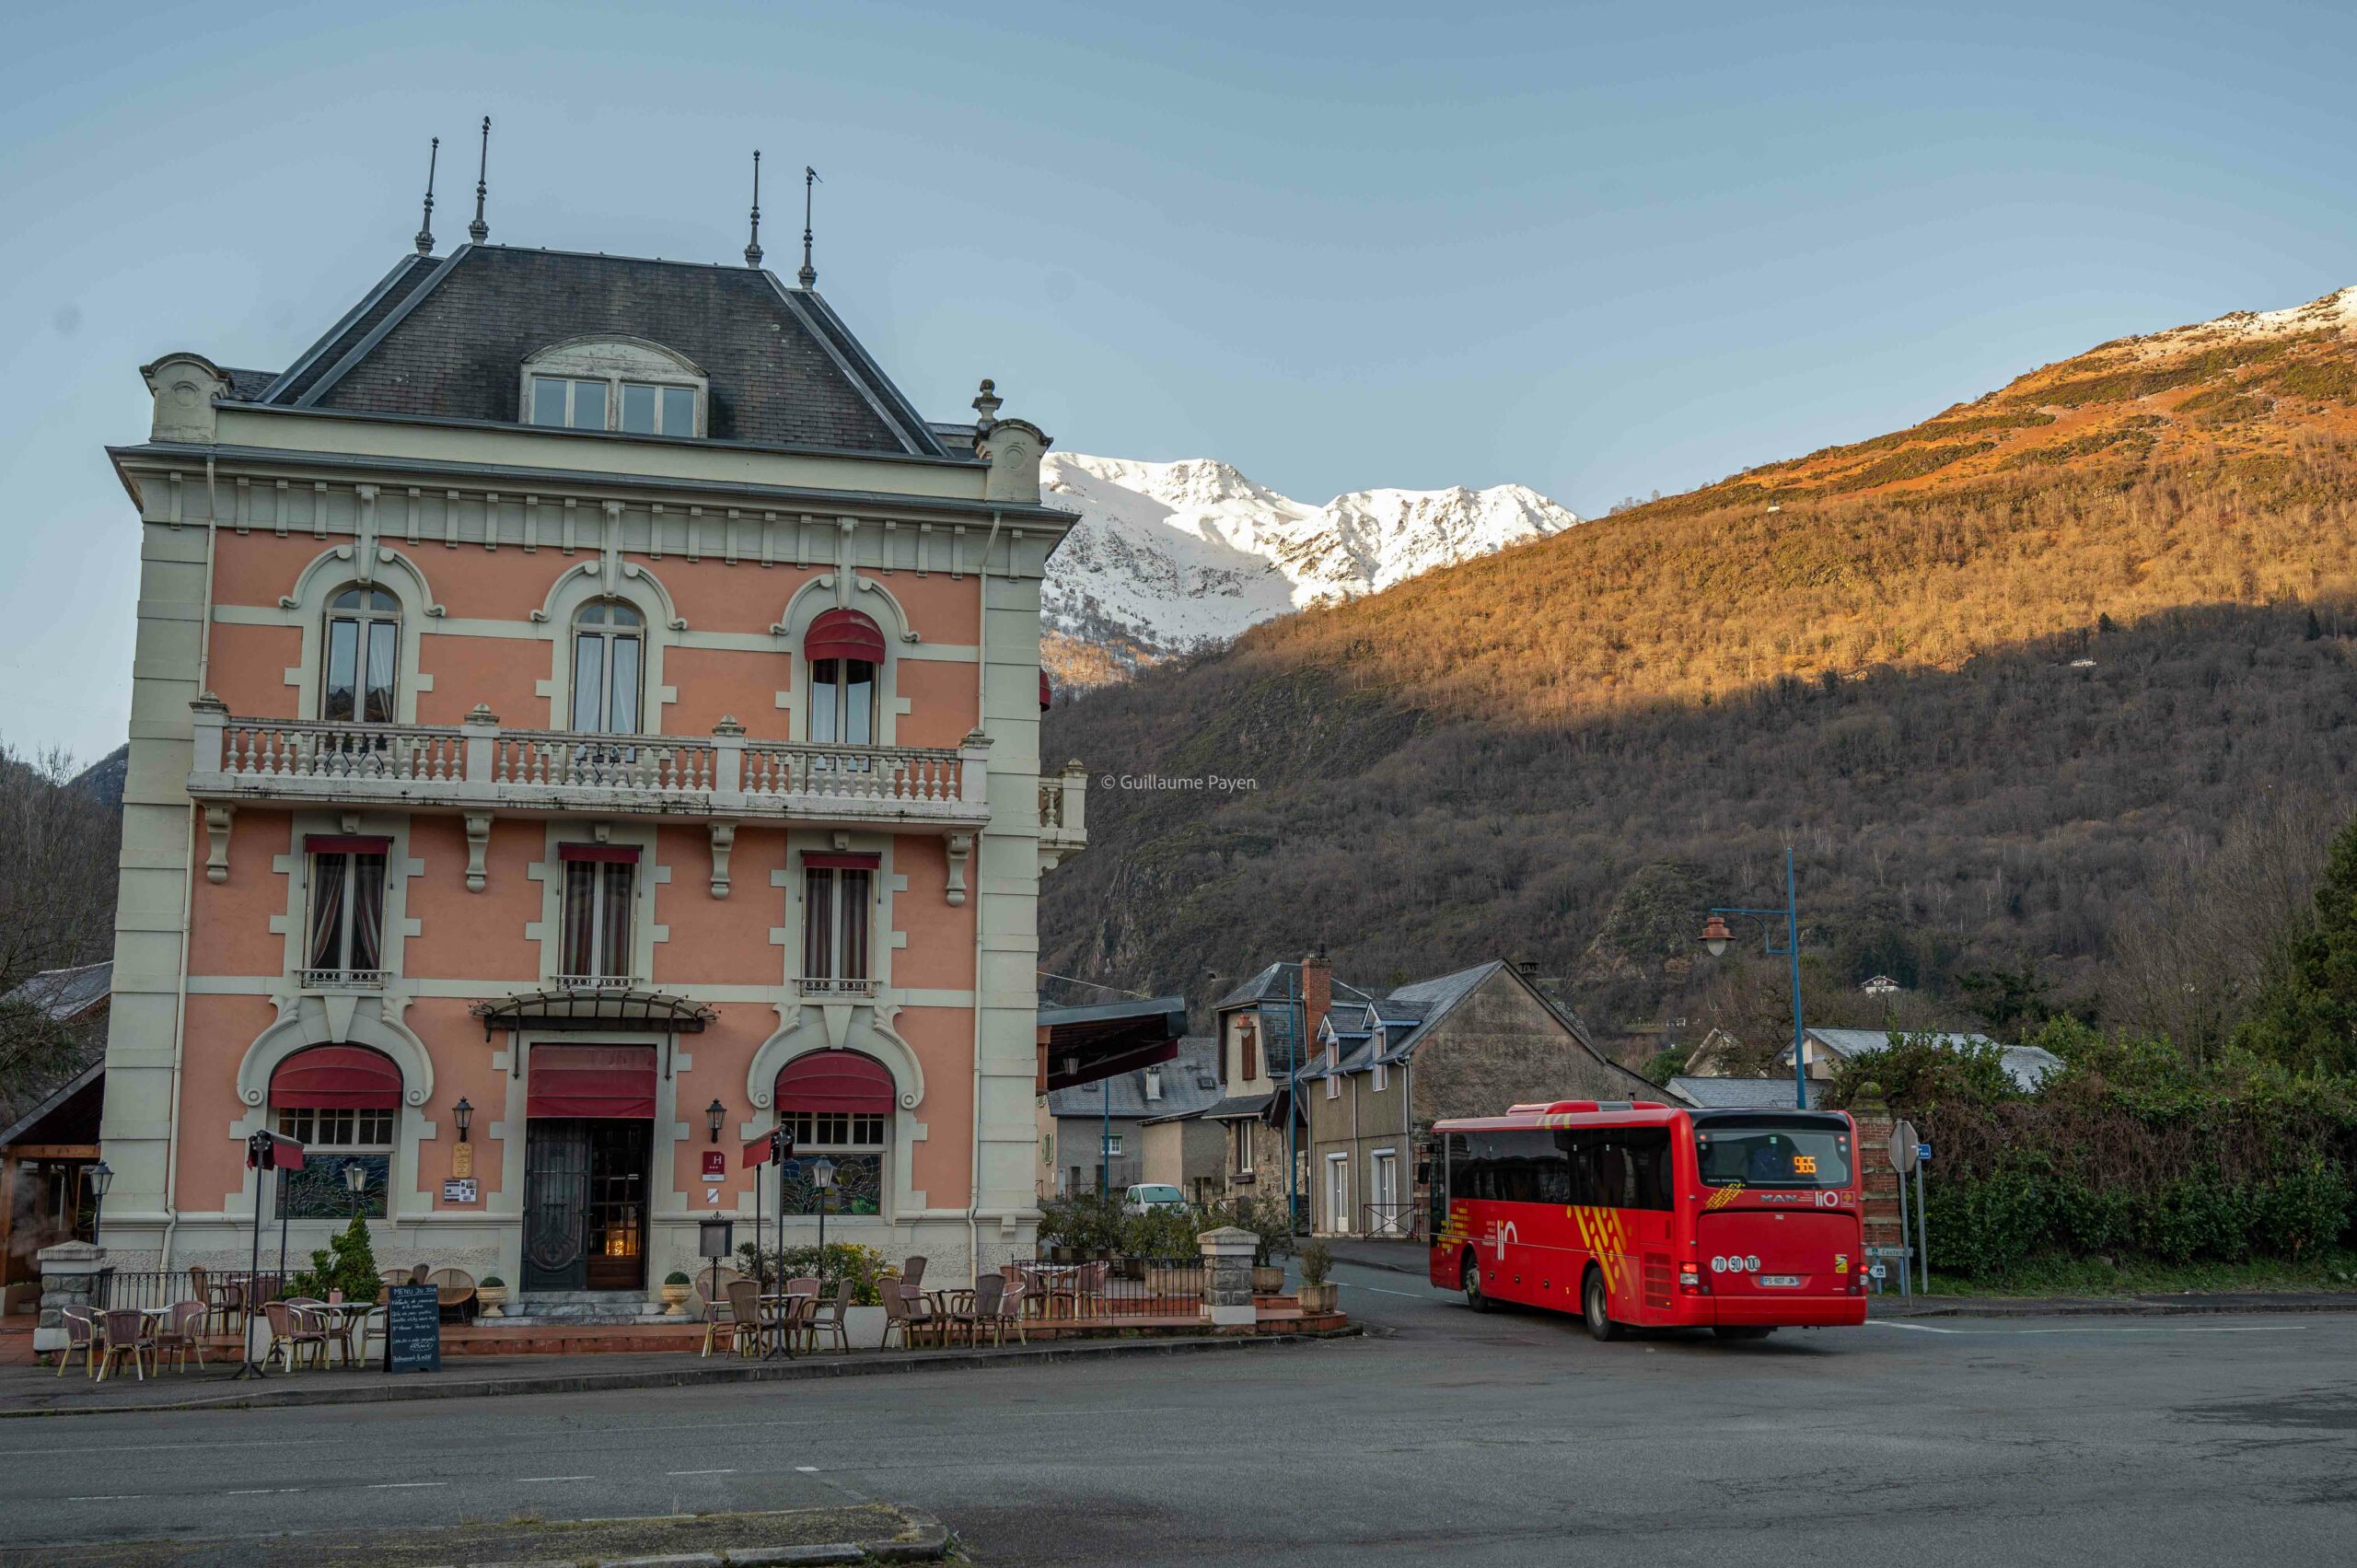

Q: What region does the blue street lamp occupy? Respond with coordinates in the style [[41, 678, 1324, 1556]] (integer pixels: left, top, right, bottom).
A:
[[1699, 844, 1811, 1110]]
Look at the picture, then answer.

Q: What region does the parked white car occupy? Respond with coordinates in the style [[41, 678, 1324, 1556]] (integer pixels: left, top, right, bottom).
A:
[[1121, 1183, 1186, 1214]]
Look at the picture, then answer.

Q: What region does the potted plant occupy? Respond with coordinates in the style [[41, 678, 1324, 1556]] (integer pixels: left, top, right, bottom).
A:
[[478, 1275, 508, 1318], [659, 1270, 693, 1316], [1224, 1194, 1294, 1295], [1296, 1241, 1337, 1313]]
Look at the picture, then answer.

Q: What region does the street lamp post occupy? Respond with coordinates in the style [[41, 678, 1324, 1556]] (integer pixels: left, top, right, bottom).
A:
[[811, 1156, 837, 1294], [342, 1157, 369, 1217], [83, 1161, 113, 1248], [1698, 844, 1811, 1110]]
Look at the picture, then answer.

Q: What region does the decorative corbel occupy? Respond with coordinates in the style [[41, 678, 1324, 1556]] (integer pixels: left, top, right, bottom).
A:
[[463, 813, 492, 893], [203, 804, 234, 884], [944, 832, 973, 907], [709, 821, 737, 900]]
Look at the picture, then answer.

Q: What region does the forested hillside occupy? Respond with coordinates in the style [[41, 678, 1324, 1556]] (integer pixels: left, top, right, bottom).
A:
[[1039, 287, 2357, 1058]]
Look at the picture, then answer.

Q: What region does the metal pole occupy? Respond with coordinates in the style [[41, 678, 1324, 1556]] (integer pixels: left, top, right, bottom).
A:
[[1916, 1160, 1930, 1293], [1894, 1155, 1912, 1299], [1290, 978, 1305, 1234], [1102, 1074, 1111, 1197], [1786, 845, 1807, 1111], [275, 1167, 290, 1288], [234, 1137, 269, 1379], [754, 1152, 764, 1297]]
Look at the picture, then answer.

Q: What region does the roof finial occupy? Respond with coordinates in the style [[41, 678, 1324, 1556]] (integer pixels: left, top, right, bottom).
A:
[[971, 377, 1002, 430], [414, 136, 440, 255], [799, 165, 821, 289], [744, 150, 763, 268], [468, 115, 491, 244]]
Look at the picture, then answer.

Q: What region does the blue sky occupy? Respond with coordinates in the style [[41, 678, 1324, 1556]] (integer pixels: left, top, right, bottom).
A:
[[5, 0, 2354, 760]]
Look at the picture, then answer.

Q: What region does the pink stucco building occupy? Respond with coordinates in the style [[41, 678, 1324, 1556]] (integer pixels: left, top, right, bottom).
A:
[[98, 223, 1086, 1304]]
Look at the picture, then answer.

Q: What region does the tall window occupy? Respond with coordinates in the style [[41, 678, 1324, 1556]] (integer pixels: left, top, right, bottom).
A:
[[808, 658, 876, 746], [571, 601, 644, 735], [561, 859, 635, 981], [273, 1108, 395, 1218], [321, 587, 400, 723], [802, 865, 872, 987], [306, 848, 387, 982]]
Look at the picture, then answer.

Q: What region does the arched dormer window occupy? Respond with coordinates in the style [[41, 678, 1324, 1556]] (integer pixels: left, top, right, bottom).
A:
[[572, 600, 644, 735], [805, 609, 884, 747], [522, 337, 707, 437], [322, 586, 400, 724]]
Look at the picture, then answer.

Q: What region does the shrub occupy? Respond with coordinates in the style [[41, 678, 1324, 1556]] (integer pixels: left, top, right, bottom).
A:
[[2254, 1161, 2352, 1258], [481, 1276, 505, 1289], [1299, 1239, 1332, 1287], [664, 1270, 691, 1287], [732, 1240, 892, 1305], [1923, 1167, 2049, 1277], [1037, 1193, 1127, 1255], [1121, 1203, 1202, 1259], [2144, 1173, 2256, 1263], [291, 1214, 382, 1302]]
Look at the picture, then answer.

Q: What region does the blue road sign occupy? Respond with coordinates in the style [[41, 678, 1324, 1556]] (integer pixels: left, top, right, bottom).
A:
[[1917, 1142, 1933, 1162]]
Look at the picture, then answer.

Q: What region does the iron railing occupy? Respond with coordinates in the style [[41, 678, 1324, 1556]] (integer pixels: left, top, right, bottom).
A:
[[1014, 1254, 1206, 1317], [1363, 1202, 1417, 1240]]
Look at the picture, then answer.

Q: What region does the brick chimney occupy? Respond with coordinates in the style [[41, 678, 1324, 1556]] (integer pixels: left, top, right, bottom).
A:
[[1302, 949, 1332, 1063]]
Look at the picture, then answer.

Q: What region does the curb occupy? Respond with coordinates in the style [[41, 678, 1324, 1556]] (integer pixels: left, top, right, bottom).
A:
[[1874, 1295, 2357, 1319], [5, 1329, 1356, 1421], [469, 1507, 950, 1566]]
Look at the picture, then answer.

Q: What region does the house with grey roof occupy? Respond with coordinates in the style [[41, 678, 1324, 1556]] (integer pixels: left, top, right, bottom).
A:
[[1782, 1028, 2061, 1093], [2, 960, 111, 1311], [1037, 1038, 1223, 1200], [1666, 1074, 1825, 1110], [1295, 959, 1657, 1238]]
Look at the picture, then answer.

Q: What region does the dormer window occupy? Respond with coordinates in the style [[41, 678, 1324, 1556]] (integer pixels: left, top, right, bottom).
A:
[[521, 337, 706, 438]]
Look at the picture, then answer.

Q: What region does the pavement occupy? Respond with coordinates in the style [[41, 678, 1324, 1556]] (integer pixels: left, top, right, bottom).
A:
[[6, 1252, 2356, 1566]]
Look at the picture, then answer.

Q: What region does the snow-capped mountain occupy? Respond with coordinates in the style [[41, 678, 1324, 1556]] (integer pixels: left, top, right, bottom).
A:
[[1040, 453, 1581, 683]]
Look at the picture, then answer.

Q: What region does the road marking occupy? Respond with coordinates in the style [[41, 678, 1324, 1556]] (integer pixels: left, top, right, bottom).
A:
[[1868, 1320, 2308, 1338], [666, 1469, 737, 1477], [367, 1481, 446, 1490], [69, 1494, 147, 1503], [516, 1475, 595, 1482], [795, 1465, 819, 1472], [225, 1488, 303, 1495], [1348, 1283, 1437, 1299]]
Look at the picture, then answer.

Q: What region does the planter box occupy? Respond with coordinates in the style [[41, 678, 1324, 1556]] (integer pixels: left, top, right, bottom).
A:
[[1296, 1281, 1338, 1313], [1251, 1265, 1285, 1295], [844, 1304, 887, 1347]]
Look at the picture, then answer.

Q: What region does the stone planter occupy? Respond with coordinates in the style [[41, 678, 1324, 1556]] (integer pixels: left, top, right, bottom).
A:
[[844, 1304, 888, 1347], [1144, 1264, 1196, 1299], [477, 1284, 507, 1319], [659, 1283, 692, 1317], [1251, 1265, 1285, 1295], [1296, 1281, 1338, 1313]]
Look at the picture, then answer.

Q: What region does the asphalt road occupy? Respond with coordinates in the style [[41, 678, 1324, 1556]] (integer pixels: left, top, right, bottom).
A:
[[6, 1256, 2354, 1566]]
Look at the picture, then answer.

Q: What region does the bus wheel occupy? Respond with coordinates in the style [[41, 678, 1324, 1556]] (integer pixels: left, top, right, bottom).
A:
[[1582, 1270, 1620, 1342], [1713, 1326, 1775, 1342], [1461, 1251, 1492, 1313]]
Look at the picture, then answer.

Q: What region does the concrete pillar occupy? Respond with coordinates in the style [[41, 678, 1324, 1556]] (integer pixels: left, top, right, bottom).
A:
[[1198, 1225, 1257, 1328], [34, 1240, 108, 1355]]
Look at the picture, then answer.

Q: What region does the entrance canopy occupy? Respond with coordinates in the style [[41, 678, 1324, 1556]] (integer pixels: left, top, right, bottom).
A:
[[529, 1044, 658, 1120], [1036, 995, 1189, 1094], [777, 1050, 895, 1114], [471, 986, 714, 1039]]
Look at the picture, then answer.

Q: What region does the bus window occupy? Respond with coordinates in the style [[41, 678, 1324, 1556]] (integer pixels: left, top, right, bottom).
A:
[[1694, 1116, 1852, 1188]]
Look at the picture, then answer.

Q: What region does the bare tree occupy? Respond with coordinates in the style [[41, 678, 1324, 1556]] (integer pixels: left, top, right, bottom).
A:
[[0, 741, 122, 995]]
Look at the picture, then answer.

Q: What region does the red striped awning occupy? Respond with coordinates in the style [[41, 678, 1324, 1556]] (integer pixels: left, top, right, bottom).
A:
[[558, 843, 642, 864], [776, 1051, 895, 1116], [528, 1044, 657, 1120], [305, 835, 392, 855], [270, 1046, 402, 1111], [805, 608, 886, 664]]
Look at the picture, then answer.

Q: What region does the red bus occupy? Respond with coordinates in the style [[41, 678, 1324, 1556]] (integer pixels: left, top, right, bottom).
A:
[[1426, 1098, 1867, 1340]]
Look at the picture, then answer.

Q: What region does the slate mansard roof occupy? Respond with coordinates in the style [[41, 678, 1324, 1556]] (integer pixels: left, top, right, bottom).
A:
[[233, 245, 960, 459]]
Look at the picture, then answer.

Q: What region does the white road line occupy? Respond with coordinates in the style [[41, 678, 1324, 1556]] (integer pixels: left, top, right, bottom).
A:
[[367, 1481, 446, 1490], [666, 1469, 737, 1477], [69, 1494, 147, 1503], [795, 1465, 820, 1472], [516, 1475, 595, 1482], [224, 1488, 303, 1495], [1349, 1283, 1437, 1299], [1868, 1320, 2308, 1337]]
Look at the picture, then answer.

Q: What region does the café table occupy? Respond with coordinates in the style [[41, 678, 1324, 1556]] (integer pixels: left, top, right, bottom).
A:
[[308, 1301, 380, 1366]]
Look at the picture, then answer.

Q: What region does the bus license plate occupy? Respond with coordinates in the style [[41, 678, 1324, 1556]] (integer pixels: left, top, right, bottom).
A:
[[1758, 1274, 1802, 1288]]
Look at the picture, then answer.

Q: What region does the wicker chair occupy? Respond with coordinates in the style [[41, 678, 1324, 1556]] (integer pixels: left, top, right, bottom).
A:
[[994, 1277, 1029, 1345], [53, 1306, 97, 1378], [724, 1278, 785, 1357], [96, 1308, 157, 1383], [152, 1300, 209, 1372], [804, 1278, 855, 1353], [262, 1299, 328, 1371], [944, 1274, 1006, 1347], [880, 1279, 937, 1350], [187, 1265, 235, 1335], [696, 1266, 748, 1356], [426, 1268, 477, 1323]]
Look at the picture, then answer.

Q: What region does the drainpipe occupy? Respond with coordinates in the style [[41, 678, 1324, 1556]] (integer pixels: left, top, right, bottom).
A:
[[965, 510, 1002, 1274], [160, 455, 221, 1272]]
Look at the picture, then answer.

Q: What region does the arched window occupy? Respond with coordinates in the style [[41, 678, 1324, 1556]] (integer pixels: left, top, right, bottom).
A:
[[775, 1051, 892, 1217], [571, 601, 644, 735], [804, 609, 884, 747], [321, 586, 401, 724], [269, 1045, 401, 1219]]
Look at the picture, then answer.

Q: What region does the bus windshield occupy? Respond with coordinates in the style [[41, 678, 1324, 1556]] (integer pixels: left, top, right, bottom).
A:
[[1695, 1118, 1852, 1189]]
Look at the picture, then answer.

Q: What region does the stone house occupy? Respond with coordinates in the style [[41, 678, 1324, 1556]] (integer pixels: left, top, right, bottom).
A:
[[1038, 1038, 1222, 1199], [1295, 960, 1656, 1238], [91, 207, 1087, 1305]]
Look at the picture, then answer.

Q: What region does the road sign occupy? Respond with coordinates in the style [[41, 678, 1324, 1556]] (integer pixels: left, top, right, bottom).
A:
[[1917, 1142, 1933, 1163], [1865, 1245, 1913, 1260], [1888, 1120, 1921, 1175]]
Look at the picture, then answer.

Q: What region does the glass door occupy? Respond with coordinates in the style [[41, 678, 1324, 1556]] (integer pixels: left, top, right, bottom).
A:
[[523, 1121, 592, 1292]]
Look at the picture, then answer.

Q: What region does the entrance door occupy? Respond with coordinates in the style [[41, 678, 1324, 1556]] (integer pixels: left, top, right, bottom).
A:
[[584, 1121, 650, 1292], [523, 1120, 592, 1292], [1326, 1154, 1350, 1235], [1371, 1151, 1399, 1237]]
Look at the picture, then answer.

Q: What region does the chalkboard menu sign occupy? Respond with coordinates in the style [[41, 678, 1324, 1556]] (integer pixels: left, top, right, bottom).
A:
[[385, 1283, 441, 1374]]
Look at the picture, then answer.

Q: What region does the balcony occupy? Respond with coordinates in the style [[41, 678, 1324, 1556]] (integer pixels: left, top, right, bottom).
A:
[[795, 976, 880, 999], [187, 699, 993, 832], [1038, 761, 1090, 866]]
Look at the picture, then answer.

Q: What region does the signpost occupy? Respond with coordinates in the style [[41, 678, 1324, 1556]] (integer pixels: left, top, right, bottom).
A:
[[1887, 1121, 1920, 1300], [1913, 1140, 1932, 1292], [384, 1283, 441, 1374]]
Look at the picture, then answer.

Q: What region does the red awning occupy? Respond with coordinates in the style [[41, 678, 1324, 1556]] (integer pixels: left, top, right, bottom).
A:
[[558, 843, 641, 864], [805, 608, 887, 664], [776, 1051, 895, 1115], [270, 1046, 402, 1111], [305, 835, 392, 855], [1039, 669, 1052, 712], [805, 852, 880, 871], [529, 1044, 657, 1120]]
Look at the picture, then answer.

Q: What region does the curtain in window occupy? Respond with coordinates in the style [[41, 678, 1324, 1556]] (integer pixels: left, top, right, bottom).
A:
[[364, 621, 398, 723], [350, 854, 386, 970], [598, 863, 633, 978], [839, 869, 870, 979], [308, 854, 348, 970], [811, 659, 840, 744], [804, 868, 834, 978], [562, 863, 598, 974], [323, 619, 359, 723]]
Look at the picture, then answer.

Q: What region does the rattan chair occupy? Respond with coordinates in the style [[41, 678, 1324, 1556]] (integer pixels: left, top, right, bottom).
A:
[[697, 1267, 748, 1357], [880, 1278, 937, 1349], [262, 1298, 328, 1371], [724, 1278, 785, 1357], [944, 1274, 1005, 1347], [96, 1308, 157, 1382], [426, 1268, 477, 1322], [152, 1300, 209, 1372], [804, 1278, 854, 1353], [54, 1306, 97, 1378]]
